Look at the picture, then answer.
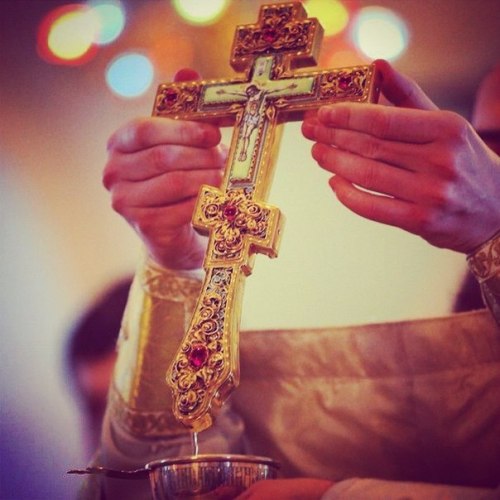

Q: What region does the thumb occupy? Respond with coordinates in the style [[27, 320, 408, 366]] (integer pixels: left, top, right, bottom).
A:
[[375, 59, 438, 110], [174, 68, 201, 82]]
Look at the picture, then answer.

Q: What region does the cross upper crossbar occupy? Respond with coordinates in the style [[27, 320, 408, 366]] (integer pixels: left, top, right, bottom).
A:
[[152, 2, 381, 431]]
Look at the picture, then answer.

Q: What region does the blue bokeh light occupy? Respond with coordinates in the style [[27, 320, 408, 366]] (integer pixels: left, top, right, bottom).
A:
[[87, 0, 126, 45], [105, 52, 154, 98]]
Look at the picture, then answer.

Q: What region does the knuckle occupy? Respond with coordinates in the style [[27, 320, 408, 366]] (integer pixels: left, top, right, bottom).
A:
[[370, 108, 392, 138], [441, 110, 469, 139], [167, 170, 188, 195], [428, 177, 456, 209], [364, 136, 383, 160], [102, 161, 116, 190], [132, 118, 156, 146], [178, 121, 195, 144], [432, 148, 459, 180], [110, 189, 127, 214], [360, 165, 378, 191], [409, 206, 433, 235], [149, 145, 171, 173], [178, 120, 214, 145], [324, 126, 338, 145]]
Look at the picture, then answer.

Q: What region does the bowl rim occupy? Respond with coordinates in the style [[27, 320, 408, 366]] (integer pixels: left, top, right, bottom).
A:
[[146, 454, 280, 471]]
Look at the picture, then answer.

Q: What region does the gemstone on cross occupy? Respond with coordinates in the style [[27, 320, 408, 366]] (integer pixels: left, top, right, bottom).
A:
[[193, 185, 283, 275], [152, 2, 381, 431]]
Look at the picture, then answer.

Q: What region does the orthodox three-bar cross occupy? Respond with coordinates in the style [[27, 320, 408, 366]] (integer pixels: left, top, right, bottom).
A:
[[152, 2, 381, 431]]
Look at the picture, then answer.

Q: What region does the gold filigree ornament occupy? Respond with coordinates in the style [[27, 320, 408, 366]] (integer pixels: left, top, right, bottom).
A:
[[467, 231, 500, 326], [153, 2, 381, 431]]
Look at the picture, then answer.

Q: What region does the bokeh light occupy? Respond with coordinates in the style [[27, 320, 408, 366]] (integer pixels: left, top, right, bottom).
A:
[[304, 0, 349, 37], [149, 35, 195, 80], [351, 6, 409, 61], [172, 0, 230, 26], [105, 52, 154, 98], [326, 49, 368, 68], [37, 4, 99, 65], [87, 0, 126, 45]]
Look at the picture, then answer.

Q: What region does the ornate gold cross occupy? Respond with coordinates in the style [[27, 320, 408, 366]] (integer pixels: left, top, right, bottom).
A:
[[152, 2, 381, 431]]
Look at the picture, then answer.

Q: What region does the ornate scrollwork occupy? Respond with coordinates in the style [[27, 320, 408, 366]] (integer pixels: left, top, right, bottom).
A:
[[109, 385, 187, 438], [234, 5, 313, 57], [156, 3, 380, 431], [319, 68, 368, 100], [169, 267, 233, 416], [155, 83, 201, 116], [468, 232, 500, 281], [200, 189, 270, 260]]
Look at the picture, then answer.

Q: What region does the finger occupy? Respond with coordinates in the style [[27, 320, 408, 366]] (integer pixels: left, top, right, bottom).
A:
[[107, 117, 221, 153], [317, 102, 445, 143], [330, 175, 428, 235], [111, 169, 222, 209], [312, 143, 421, 202], [104, 144, 227, 186], [375, 59, 438, 110], [301, 115, 319, 139], [305, 119, 427, 172], [127, 198, 199, 233]]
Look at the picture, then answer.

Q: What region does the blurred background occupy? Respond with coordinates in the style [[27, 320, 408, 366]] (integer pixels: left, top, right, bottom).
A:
[[1, 0, 499, 498]]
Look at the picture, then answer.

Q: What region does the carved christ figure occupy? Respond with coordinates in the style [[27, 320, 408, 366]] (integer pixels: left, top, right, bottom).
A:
[[217, 82, 298, 162]]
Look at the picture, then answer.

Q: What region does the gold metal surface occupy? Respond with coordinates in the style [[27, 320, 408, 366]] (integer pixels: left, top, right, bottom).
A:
[[152, 2, 381, 431]]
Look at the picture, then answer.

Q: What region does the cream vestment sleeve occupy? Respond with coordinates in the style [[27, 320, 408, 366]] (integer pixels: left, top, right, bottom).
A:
[[81, 239, 500, 498], [83, 256, 246, 499]]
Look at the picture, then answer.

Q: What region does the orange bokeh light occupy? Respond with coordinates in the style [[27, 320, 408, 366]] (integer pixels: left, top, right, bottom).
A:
[[37, 4, 98, 66]]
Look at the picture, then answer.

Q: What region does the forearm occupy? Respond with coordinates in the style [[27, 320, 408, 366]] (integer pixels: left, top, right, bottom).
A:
[[467, 231, 500, 326]]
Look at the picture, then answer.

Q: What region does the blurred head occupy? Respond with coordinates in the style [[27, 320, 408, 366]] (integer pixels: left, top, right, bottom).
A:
[[66, 277, 132, 456], [472, 64, 500, 155]]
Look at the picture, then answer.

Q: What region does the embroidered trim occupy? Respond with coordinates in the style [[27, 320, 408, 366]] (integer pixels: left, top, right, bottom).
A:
[[139, 256, 203, 301], [467, 231, 500, 282], [108, 384, 188, 438]]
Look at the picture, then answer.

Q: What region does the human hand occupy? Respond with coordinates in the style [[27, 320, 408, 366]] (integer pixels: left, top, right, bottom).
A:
[[302, 59, 500, 254], [235, 478, 333, 499], [103, 69, 227, 269]]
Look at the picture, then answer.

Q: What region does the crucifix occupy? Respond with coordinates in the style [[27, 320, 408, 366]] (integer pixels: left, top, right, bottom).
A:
[[153, 2, 381, 432]]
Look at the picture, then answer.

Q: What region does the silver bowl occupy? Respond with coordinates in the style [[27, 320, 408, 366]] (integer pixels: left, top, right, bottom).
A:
[[146, 454, 280, 499]]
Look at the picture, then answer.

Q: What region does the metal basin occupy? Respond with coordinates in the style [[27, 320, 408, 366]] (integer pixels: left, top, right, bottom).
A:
[[146, 454, 280, 499]]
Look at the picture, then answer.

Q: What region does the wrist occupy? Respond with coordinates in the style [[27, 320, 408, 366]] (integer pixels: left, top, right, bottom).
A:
[[147, 231, 207, 271]]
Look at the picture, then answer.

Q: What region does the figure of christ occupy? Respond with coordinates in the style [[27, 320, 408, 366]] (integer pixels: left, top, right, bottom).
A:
[[217, 82, 298, 162]]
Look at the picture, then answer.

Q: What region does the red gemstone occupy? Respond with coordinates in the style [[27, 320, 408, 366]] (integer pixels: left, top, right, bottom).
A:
[[164, 89, 178, 104], [263, 29, 277, 43], [188, 344, 209, 369], [339, 76, 351, 90], [223, 204, 237, 221]]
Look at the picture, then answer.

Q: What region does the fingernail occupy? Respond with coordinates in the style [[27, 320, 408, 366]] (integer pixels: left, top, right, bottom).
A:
[[317, 106, 333, 122]]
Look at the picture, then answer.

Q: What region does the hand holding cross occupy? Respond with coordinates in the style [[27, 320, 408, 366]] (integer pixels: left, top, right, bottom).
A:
[[152, 2, 380, 431]]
